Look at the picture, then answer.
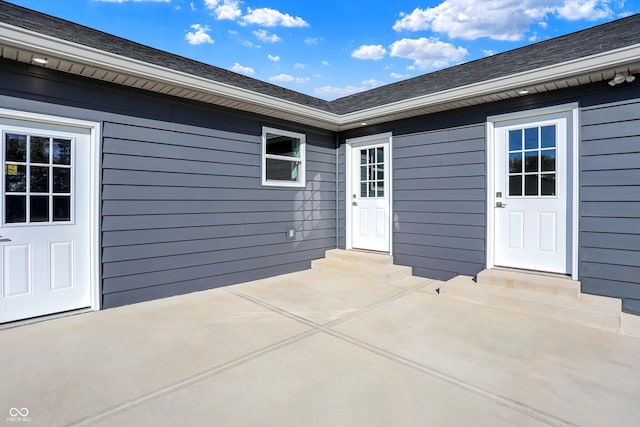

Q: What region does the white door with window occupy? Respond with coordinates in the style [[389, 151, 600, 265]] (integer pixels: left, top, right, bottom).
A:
[[0, 120, 92, 323], [350, 138, 391, 252], [493, 111, 572, 274]]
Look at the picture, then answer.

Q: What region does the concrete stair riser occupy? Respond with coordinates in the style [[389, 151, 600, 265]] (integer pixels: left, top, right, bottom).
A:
[[324, 248, 394, 266], [477, 269, 579, 298], [312, 250, 412, 284], [311, 259, 412, 283], [440, 274, 621, 332]]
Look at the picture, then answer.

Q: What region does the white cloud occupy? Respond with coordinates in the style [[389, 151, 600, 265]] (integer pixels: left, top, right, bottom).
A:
[[204, 0, 242, 20], [242, 8, 309, 27], [305, 37, 322, 45], [314, 85, 367, 99], [392, 0, 614, 41], [253, 29, 281, 43], [390, 72, 411, 79], [556, 0, 612, 20], [294, 63, 305, 69], [231, 63, 255, 75], [185, 24, 214, 45], [351, 44, 387, 60], [482, 49, 497, 56], [269, 74, 310, 83], [362, 79, 384, 87], [268, 54, 280, 62], [390, 37, 468, 70], [190, 2, 196, 11], [322, 60, 330, 66]]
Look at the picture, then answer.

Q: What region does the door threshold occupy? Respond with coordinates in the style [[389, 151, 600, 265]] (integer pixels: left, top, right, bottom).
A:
[[350, 248, 390, 255], [492, 266, 572, 280], [0, 307, 93, 330]]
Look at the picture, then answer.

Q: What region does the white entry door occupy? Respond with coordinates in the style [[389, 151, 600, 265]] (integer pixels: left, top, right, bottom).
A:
[[351, 139, 390, 252], [0, 120, 91, 323], [493, 112, 571, 274]]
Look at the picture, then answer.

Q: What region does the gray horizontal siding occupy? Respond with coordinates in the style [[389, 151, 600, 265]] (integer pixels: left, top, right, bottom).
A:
[[580, 98, 640, 315], [101, 120, 336, 307], [392, 124, 486, 281]]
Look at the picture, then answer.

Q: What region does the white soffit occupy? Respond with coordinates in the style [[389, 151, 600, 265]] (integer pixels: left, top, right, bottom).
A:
[[1, 23, 640, 132]]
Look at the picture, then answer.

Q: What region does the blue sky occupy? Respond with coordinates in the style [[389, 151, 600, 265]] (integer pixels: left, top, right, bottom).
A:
[[7, 0, 638, 100]]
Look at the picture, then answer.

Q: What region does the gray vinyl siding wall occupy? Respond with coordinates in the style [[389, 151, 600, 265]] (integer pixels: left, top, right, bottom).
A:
[[0, 60, 337, 308], [392, 125, 486, 280], [580, 98, 640, 315]]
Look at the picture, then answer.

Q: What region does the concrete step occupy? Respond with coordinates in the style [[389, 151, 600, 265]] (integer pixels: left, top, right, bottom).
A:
[[312, 250, 411, 284], [439, 275, 621, 332], [477, 269, 579, 298], [324, 249, 394, 266]]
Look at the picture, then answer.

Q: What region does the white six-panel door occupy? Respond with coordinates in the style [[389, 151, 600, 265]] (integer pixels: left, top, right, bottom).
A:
[[0, 119, 91, 323], [493, 111, 571, 274], [350, 138, 390, 252]]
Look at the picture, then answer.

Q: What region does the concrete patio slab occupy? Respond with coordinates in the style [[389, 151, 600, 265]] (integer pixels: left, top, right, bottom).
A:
[[233, 269, 405, 325], [333, 292, 640, 427], [2, 266, 640, 426], [0, 289, 310, 426], [93, 332, 550, 427]]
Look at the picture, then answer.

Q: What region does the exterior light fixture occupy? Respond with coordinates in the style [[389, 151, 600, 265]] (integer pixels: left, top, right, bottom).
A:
[[32, 57, 48, 65], [518, 89, 530, 95], [608, 72, 635, 86]]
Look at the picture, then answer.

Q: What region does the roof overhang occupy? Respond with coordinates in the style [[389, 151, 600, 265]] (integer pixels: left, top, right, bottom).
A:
[[1, 22, 640, 132]]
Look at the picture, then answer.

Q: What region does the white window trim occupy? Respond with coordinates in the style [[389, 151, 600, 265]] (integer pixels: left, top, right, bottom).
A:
[[261, 126, 306, 187]]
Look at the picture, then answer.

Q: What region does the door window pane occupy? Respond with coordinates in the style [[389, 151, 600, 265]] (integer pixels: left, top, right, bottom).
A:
[[541, 150, 556, 172], [508, 130, 522, 151], [540, 126, 556, 148], [524, 128, 538, 149], [525, 175, 538, 196], [525, 152, 538, 172], [53, 139, 72, 165], [509, 153, 522, 173], [53, 196, 71, 221], [30, 166, 49, 192], [30, 196, 49, 222], [53, 168, 71, 193], [30, 136, 50, 163], [509, 175, 522, 196], [6, 134, 27, 162], [6, 165, 26, 192], [541, 174, 556, 196], [5, 195, 26, 223]]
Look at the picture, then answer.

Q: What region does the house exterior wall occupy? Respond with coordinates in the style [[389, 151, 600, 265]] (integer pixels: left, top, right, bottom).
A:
[[580, 97, 640, 315], [0, 59, 337, 308], [340, 82, 640, 315]]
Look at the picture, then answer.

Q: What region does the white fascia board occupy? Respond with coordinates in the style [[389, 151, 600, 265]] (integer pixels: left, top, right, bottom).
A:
[[0, 23, 340, 127], [336, 43, 640, 127]]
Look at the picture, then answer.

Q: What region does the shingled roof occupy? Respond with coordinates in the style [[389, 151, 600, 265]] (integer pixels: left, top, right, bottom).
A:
[[1, 1, 639, 128]]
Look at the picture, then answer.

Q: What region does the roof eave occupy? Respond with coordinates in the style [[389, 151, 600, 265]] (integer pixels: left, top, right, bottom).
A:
[[335, 43, 640, 130], [2, 23, 640, 133]]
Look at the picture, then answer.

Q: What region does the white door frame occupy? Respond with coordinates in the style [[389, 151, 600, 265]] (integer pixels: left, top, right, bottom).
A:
[[345, 132, 393, 254], [0, 108, 102, 312], [486, 103, 579, 279]]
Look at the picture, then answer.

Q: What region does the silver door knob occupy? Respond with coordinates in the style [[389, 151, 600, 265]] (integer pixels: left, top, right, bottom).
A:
[[352, 201, 358, 206], [495, 202, 507, 208]]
